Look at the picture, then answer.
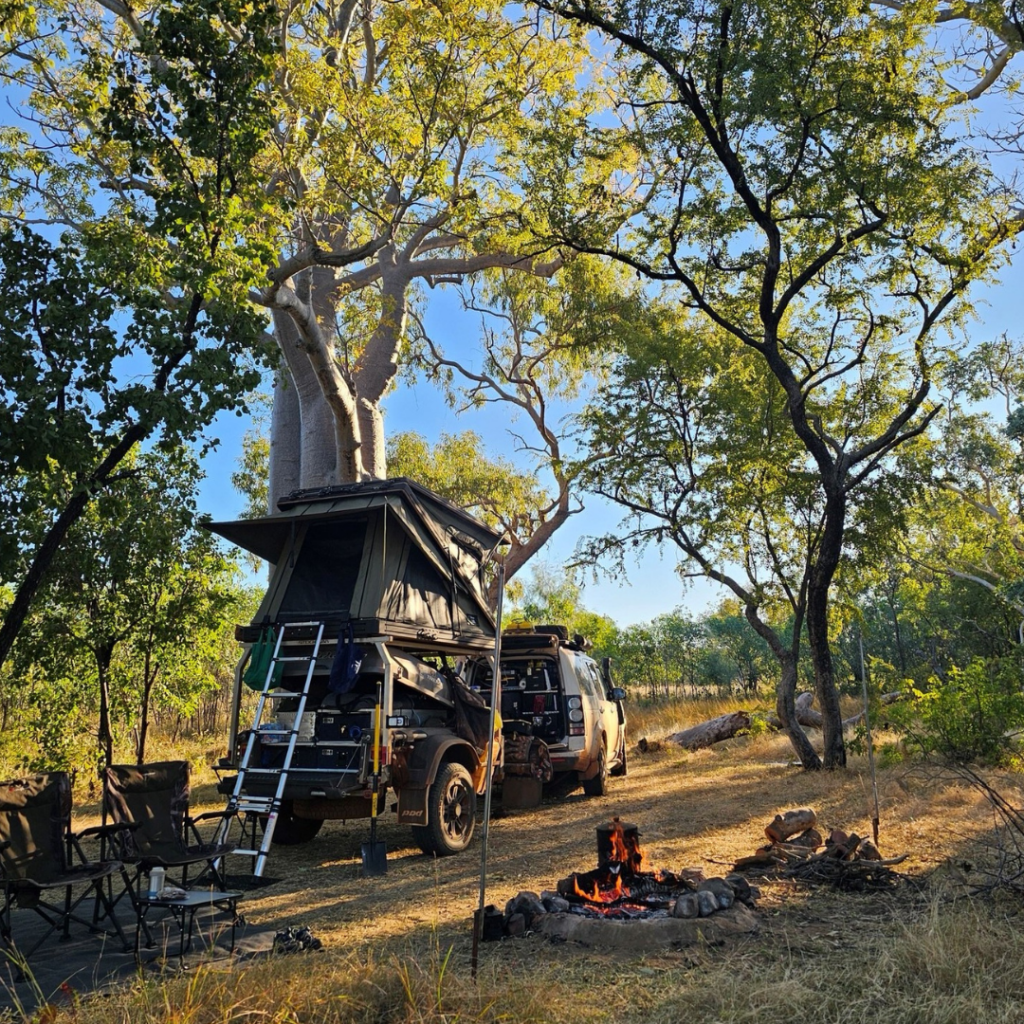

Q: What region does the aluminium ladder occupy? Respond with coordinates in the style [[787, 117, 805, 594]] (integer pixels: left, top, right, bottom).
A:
[[220, 621, 325, 877]]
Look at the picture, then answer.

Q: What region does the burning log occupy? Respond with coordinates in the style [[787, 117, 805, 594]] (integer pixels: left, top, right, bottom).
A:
[[664, 711, 751, 751]]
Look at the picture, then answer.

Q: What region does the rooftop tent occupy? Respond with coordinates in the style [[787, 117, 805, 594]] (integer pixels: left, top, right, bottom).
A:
[[206, 478, 504, 649]]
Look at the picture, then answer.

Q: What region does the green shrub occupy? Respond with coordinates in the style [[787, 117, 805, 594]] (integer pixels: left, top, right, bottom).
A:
[[887, 657, 1024, 764]]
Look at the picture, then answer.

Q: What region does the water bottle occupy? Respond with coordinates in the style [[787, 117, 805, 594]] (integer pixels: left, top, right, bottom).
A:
[[149, 865, 166, 896]]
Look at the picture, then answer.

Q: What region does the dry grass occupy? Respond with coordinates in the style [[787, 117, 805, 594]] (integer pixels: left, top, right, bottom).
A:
[[10, 695, 1024, 1024]]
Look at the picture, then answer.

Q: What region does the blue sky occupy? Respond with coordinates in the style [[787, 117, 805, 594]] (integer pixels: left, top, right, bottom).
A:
[[195, 240, 1024, 628]]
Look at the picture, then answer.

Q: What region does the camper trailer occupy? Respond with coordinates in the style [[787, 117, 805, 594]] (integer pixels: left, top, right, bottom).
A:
[[206, 479, 503, 865]]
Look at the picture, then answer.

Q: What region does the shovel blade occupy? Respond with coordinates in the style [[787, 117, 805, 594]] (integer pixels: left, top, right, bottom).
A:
[[361, 840, 388, 876]]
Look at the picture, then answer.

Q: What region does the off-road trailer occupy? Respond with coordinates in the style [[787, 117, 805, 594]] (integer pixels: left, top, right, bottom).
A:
[[205, 479, 504, 869]]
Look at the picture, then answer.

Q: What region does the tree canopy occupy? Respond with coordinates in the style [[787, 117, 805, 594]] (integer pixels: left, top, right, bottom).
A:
[[530, 0, 1021, 766]]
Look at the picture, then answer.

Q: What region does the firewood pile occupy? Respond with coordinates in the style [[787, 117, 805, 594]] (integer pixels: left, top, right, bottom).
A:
[[731, 808, 909, 891]]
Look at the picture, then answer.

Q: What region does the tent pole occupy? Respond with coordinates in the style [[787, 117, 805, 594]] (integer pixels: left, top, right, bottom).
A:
[[471, 562, 504, 979]]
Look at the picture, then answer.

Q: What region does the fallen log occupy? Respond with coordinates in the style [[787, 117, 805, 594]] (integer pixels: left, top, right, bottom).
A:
[[768, 691, 904, 732], [666, 711, 751, 751]]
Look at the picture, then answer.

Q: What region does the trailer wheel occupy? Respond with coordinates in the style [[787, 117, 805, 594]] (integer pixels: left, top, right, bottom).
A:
[[266, 800, 325, 845], [412, 762, 476, 856]]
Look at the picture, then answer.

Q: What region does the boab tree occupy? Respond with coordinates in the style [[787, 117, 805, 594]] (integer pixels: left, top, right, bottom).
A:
[[530, 0, 1020, 766], [247, 0, 595, 500]]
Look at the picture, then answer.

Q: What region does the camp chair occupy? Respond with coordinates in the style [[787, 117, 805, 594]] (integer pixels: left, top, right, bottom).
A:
[[0, 772, 130, 968], [91, 761, 234, 896]]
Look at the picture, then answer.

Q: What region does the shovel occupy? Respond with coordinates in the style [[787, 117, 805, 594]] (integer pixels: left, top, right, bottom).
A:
[[361, 682, 387, 876]]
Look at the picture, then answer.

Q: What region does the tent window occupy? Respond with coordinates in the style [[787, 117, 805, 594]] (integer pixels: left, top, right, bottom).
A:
[[278, 519, 367, 616]]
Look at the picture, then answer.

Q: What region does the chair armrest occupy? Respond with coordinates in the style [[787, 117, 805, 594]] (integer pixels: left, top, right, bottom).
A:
[[76, 822, 139, 840], [74, 821, 138, 862], [186, 809, 234, 846], [189, 810, 235, 824]]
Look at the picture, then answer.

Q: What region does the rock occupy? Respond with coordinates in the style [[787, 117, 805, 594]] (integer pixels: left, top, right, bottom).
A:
[[505, 891, 546, 928], [699, 878, 733, 909], [699, 877, 732, 898], [697, 890, 720, 917], [506, 912, 526, 938], [724, 874, 753, 903], [535, 903, 760, 950], [672, 893, 699, 919], [542, 895, 571, 914]]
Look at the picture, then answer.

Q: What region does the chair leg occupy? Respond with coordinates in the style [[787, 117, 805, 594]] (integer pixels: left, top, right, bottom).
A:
[[62, 885, 72, 942], [91, 876, 131, 953]]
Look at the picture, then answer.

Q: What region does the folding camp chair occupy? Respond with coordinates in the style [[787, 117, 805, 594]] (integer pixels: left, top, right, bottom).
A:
[[0, 772, 130, 969], [91, 761, 234, 896]]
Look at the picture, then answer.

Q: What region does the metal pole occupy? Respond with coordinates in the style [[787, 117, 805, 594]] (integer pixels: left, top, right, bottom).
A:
[[471, 563, 504, 979], [859, 632, 881, 847]]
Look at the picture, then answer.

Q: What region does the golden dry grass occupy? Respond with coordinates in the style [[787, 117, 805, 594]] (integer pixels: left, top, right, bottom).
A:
[[12, 696, 1024, 1024]]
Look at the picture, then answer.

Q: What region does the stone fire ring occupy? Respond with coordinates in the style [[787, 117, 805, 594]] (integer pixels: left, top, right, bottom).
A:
[[533, 902, 760, 951]]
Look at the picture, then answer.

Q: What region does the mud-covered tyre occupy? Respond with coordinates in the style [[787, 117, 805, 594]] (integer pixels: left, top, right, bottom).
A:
[[581, 745, 608, 797], [267, 800, 325, 845], [412, 762, 476, 856]]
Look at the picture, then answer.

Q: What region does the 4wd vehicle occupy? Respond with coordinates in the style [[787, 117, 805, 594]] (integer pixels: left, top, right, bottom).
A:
[[469, 625, 627, 806], [205, 479, 504, 865]]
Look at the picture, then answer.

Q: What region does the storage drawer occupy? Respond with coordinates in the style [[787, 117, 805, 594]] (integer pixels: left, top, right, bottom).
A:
[[259, 742, 317, 769], [315, 710, 372, 742], [316, 743, 362, 770]]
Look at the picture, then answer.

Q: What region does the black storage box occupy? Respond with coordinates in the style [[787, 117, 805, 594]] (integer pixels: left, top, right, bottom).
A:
[[315, 710, 372, 742], [259, 741, 317, 769], [316, 744, 361, 770]]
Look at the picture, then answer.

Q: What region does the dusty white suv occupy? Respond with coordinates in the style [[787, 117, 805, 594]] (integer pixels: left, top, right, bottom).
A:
[[470, 625, 627, 801]]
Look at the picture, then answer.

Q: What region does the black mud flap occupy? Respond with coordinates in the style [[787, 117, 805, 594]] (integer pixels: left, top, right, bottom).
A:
[[395, 786, 429, 825]]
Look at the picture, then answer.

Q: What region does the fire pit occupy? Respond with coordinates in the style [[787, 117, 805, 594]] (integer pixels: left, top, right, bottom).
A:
[[492, 819, 761, 950]]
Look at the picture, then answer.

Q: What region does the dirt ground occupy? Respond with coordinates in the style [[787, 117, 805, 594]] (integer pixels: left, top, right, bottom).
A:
[[3, 725, 1017, 1017], [187, 730, 1006, 953]]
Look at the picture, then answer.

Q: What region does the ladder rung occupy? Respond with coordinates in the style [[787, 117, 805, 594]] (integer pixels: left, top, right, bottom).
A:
[[236, 800, 273, 812], [264, 691, 302, 698], [232, 848, 260, 857], [274, 655, 315, 663]]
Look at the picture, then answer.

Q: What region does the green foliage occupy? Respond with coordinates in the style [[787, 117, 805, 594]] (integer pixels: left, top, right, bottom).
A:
[[887, 657, 1024, 764], [9, 448, 250, 770], [388, 431, 550, 535]]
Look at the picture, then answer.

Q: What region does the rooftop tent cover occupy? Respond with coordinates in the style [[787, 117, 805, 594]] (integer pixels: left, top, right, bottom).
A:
[[205, 479, 504, 643]]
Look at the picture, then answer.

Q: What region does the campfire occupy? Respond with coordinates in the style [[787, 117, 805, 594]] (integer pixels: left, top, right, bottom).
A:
[[554, 819, 712, 918], [489, 818, 759, 942]]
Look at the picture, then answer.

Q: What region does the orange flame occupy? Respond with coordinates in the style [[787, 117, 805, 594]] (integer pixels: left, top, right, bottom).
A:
[[572, 872, 628, 904], [606, 818, 648, 873]]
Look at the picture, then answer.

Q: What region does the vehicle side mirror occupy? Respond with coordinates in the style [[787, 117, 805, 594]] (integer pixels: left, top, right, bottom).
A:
[[609, 687, 626, 702], [601, 656, 614, 686]]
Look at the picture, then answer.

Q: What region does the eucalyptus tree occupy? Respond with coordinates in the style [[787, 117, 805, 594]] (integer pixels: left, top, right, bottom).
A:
[[24, 450, 239, 767], [530, 0, 1018, 767], [582, 315, 827, 765], [414, 258, 639, 589]]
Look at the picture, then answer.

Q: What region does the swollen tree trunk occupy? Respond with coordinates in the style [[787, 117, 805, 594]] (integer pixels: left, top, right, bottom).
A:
[[268, 363, 302, 509]]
